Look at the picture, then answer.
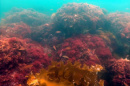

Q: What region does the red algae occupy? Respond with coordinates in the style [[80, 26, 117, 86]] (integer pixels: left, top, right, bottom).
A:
[[54, 34, 113, 66], [106, 58, 130, 86], [0, 37, 51, 86], [0, 22, 31, 38]]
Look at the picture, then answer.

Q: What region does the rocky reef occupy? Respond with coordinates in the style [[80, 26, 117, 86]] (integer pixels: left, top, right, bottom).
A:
[[0, 2, 130, 86], [108, 12, 130, 57], [1, 8, 50, 26], [52, 3, 109, 38]]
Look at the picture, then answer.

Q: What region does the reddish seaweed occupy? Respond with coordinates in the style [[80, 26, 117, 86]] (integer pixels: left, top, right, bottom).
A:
[[0, 37, 51, 85]]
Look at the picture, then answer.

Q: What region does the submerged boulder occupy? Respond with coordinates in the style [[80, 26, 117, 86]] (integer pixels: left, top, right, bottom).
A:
[[52, 3, 109, 38], [1, 8, 50, 26], [108, 12, 130, 58]]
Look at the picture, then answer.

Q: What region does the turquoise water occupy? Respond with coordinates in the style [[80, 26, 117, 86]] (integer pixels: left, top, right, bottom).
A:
[[0, 0, 130, 19]]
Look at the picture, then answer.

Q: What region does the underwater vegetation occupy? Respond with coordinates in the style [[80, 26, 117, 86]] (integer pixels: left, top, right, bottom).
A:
[[0, 37, 51, 86], [108, 12, 130, 57], [30, 23, 60, 45], [27, 61, 104, 86], [0, 22, 31, 38], [106, 58, 130, 86], [54, 34, 113, 66], [108, 12, 130, 39], [52, 3, 109, 38], [0, 2, 130, 86], [1, 8, 50, 27]]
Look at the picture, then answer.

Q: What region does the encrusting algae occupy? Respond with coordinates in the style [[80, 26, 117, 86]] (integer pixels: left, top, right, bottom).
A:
[[27, 61, 104, 86]]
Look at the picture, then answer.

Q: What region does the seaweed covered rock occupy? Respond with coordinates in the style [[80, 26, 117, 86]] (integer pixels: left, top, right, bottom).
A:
[[52, 3, 109, 38], [106, 58, 130, 86], [0, 37, 51, 86], [27, 61, 104, 86], [0, 72, 27, 86], [30, 23, 65, 46], [108, 12, 130, 39], [96, 30, 117, 50], [30, 23, 53, 42], [54, 34, 113, 66], [0, 22, 31, 38], [108, 12, 130, 58], [1, 8, 50, 26]]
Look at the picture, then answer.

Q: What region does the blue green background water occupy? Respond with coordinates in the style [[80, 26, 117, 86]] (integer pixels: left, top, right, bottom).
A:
[[0, 0, 130, 19]]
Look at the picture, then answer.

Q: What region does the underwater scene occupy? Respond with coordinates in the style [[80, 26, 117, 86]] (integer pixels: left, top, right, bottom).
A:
[[0, 0, 130, 86]]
